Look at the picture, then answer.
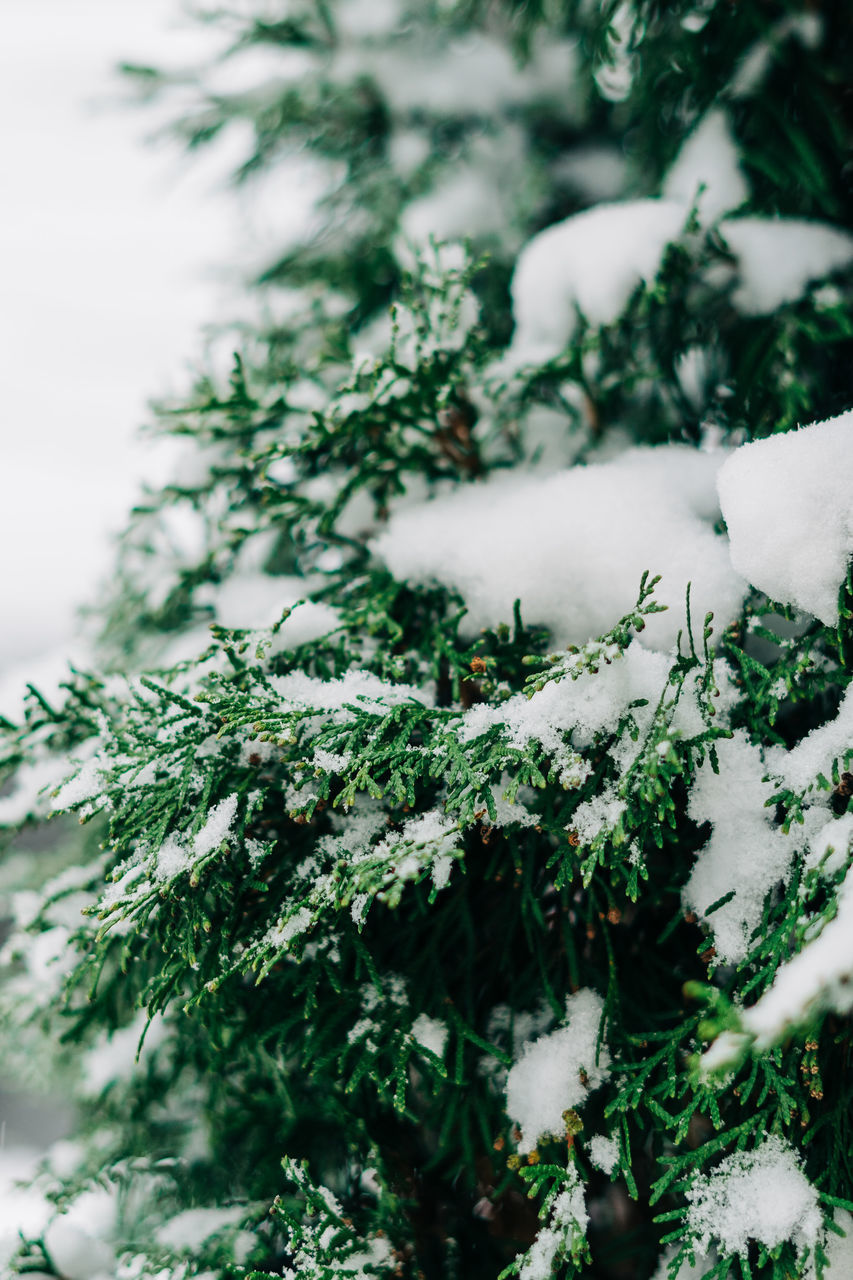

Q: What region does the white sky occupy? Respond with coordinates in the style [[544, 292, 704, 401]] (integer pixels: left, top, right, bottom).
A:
[[0, 0, 241, 667]]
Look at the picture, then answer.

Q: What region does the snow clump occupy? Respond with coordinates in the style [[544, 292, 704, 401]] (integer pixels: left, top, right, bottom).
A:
[[685, 1136, 821, 1258], [505, 988, 610, 1152], [718, 410, 853, 627], [683, 731, 791, 964], [410, 1013, 448, 1059], [718, 218, 853, 315], [501, 103, 852, 367], [661, 108, 748, 221], [743, 854, 853, 1046], [587, 1134, 620, 1175], [373, 444, 745, 651]]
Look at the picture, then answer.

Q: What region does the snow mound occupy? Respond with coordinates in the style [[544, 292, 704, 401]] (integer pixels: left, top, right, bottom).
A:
[[662, 108, 748, 221], [504, 199, 688, 366], [505, 988, 609, 1152], [373, 445, 745, 650], [718, 410, 853, 626], [719, 217, 853, 315], [686, 1137, 821, 1258], [684, 731, 791, 964]]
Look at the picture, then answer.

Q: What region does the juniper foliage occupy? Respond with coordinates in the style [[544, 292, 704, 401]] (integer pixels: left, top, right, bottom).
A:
[[2, 3, 853, 1280]]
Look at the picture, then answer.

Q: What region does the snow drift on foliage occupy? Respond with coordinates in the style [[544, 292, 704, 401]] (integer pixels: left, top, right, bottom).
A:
[[504, 198, 688, 367], [718, 217, 853, 315], [505, 988, 609, 1152], [684, 731, 790, 965], [372, 445, 745, 650], [718, 410, 853, 626], [500, 102, 853, 367], [661, 108, 748, 221], [685, 1136, 821, 1258]]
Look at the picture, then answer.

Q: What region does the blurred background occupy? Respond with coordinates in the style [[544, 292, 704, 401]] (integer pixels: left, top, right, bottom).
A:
[[0, 0, 239, 689], [0, 0, 245, 1203]]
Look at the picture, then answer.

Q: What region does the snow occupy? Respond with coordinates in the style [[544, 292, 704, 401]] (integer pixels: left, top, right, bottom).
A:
[[501, 101, 852, 371], [552, 146, 627, 203], [518, 1169, 588, 1280], [781, 686, 853, 792], [698, 1029, 751, 1081], [43, 1218, 116, 1280], [587, 1134, 619, 1174], [743, 859, 853, 1044], [651, 1249, 716, 1280], [373, 445, 744, 651], [411, 1013, 448, 1059], [718, 218, 853, 315], [400, 159, 522, 253], [194, 794, 239, 857], [662, 109, 748, 221], [51, 753, 107, 813], [0, 1148, 49, 1270], [345, 32, 581, 120], [685, 1136, 821, 1257], [503, 199, 688, 366], [155, 835, 191, 882], [505, 988, 610, 1152], [197, 573, 341, 642], [718, 411, 853, 628], [265, 907, 314, 949], [335, 0, 401, 39], [364, 811, 462, 898], [805, 812, 853, 877], [156, 1204, 248, 1252], [0, 756, 69, 827], [812, 1210, 853, 1278], [684, 731, 792, 965], [269, 669, 433, 718], [40, 1184, 120, 1280], [460, 645, 672, 777]]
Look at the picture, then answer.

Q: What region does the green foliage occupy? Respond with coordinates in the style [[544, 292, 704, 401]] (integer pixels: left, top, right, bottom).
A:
[[2, 3, 853, 1280]]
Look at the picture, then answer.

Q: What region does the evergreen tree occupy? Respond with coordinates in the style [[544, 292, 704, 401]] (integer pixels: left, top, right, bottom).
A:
[[3, 3, 853, 1279]]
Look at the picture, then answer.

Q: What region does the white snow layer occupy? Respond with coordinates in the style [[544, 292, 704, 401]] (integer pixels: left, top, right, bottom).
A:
[[718, 410, 853, 627], [684, 731, 790, 965], [505, 199, 688, 366], [781, 684, 853, 792], [156, 1205, 248, 1252], [505, 988, 610, 1152], [196, 572, 342, 640], [373, 445, 744, 650], [685, 1137, 821, 1258], [587, 1134, 620, 1175], [502, 104, 852, 364], [410, 1013, 448, 1058], [194, 793, 240, 857], [718, 217, 853, 314], [0, 1149, 49, 1271], [269, 669, 433, 717], [813, 1210, 853, 1278], [662, 108, 748, 221], [744, 850, 853, 1046]]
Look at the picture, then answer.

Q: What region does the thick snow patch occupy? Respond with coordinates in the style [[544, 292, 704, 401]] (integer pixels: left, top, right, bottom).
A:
[[718, 411, 853, 626], [505, 199, 688, 366], [719, 218, 853, 315], [505, 988, 609, 1152], [373, 446, 745, 650]]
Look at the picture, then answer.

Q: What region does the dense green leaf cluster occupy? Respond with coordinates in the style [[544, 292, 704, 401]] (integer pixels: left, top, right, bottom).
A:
[[2, 3, 853, 1280]]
